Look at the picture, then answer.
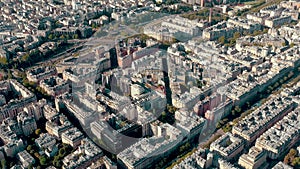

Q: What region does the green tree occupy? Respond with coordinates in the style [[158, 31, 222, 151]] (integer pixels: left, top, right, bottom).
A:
[[179, 145, 185, 153], [284, 149, 298, 164], [290, 149, 297, 156], [246, 102, 251, 108], [0, 73, 4, 81], [58, 148, 66, 157], [290, 43, 295, 48], [253, 30, 261, 36], [48, 34, 54, 40], [27, 145, 33, 151], [223, 124, 232, 132], [91, 23, 97, 29], [60, 35, 66, 39], [39, 156, 47, 166], [55, 21, 61, 28], [1, 159, 7, 169], [233, 32, 241, 39], [53, 159, 62, 168], [28, 163, 33, 169], [196, 80, 203, 88], [35, 129, 42, 136], [7, 70, 12, 79], [282, 42, 287, 46], [21, 53, 30, 62], [231, 110, 236, 117], [284, 155, 290, 164], [216, 122, 222, 129], [65, 34, 70, 39], [292, 157, 300, 167], [161, 111, 167, 121], [9, 162, 13, 168], [234, 106, 241, 113], [112, 154, 117, 160], [218, 36, 225, 45], [243, 30, 250, 36], [0, 57, 8, 65], [185, 142, 190, 149], [73, 34, 79, 39], [34, 152, 40, 158], [229, 39, 236, 46]]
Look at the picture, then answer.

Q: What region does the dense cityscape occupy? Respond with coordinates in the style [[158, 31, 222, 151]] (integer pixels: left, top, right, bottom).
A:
[[0, 0, 300, 169]]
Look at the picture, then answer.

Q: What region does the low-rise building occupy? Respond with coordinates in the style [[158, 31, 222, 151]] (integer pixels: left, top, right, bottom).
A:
[[17, 150, 35, 168], [130, 84, 145, 99], [39, 76, 69, 97], [210, 132, 244, 161], [246, 13, 270, 25], [0, 120, 24, 157], [62, 66, 98, 88], [202, 21, 243, 41], [62, 95, 98, 127], [61, 127, 84, 148], [218, 158, 240, 169], [255, 109, 300, 159], [45, 144, 58, 158], [90, 120, 123, 154], [238, 147, 268, 169], [62, 138, 103, 169], [232, 96, 296, 143], [46, 114, 73, 137], [227, 17, 262, 33], [118, 122, 184, 169], [144, 15, 202, 42], [87, 156, 117, 169], [173, 148, 213, 169], [265, 15, 292, 28], [35, 133, 56, 151], [172, 87, 202, 110], [175, 110, 207, 140], [43, 104, 59, 121], [17, 111, 37, 136], [0, 80, 36, 122], [136, 109, 156, 137], [272, 162, 293, 169], [24, 99, 47, 121], [27, 66, 57, 83]]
